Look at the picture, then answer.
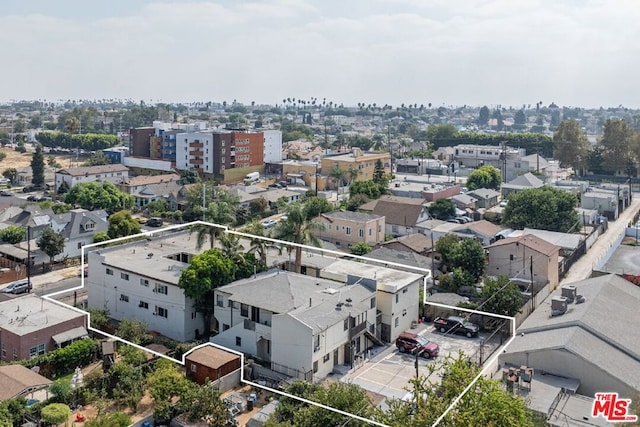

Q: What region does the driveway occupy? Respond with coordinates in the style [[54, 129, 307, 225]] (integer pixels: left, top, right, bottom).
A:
[[341, 326, 490, 401]]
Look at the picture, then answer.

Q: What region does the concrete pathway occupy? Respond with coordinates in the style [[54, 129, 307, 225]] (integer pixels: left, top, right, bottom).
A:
[[561, 196, 640, 285], [29, 266, 80, 287]]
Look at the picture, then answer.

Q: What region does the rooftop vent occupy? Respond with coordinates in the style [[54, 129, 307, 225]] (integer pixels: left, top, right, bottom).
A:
[[335, 303, 343, 311], [147, 253, 154, 258], [550, 296, 568, 316], [344, 298, 353, 307], [575, 295, 586, 304], [323, 288, 338, 295], [561, 285, 577, 303]]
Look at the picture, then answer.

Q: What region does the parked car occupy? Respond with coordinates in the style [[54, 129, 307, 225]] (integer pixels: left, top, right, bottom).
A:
[[22, 185, 38, 193], [0, 190, 12, 197], [279, 215, 288, 222], [261, 219, 277, 228], [433, 316, 480, 338], [146, 217, 164, 227], [1, 280, 30, 294], [499, 200, 508, 207], [396, 332, 439, 358]]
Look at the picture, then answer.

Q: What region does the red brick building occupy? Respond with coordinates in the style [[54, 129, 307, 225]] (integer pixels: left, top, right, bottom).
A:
[[129, 127, 155, 158], [185, 345, 241, 385]]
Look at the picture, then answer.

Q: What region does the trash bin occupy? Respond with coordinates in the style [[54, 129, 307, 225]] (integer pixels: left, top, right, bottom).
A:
[[247, 398, 254, 411], [142, 422, 151, 427], [250, 393, 257, 404]]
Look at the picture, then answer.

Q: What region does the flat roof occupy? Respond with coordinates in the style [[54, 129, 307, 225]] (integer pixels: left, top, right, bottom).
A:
[[598, 244, 640, 276], [321, 259, 424, 293], [0, 294, 85, 336], [186, 346, 240, 368]]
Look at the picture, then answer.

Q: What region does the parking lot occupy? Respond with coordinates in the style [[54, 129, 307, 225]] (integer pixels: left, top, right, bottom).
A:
[[341, 325, 498, 401]]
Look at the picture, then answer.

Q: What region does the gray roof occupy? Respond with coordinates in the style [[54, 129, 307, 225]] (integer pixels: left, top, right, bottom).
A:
[[509, 274, 640, 388], [0, 294, 86, 336], [57, 164, 129, 177], [366, 247, 433, 272], [467, 188, 500, 199], [319, 211, 383, 222], [598, 244, 640, 276], [217, 271, 374, 332], [450, 194, 477, 205], [321, 259, 424, 293], [508, 228, 581, 251], [57, 209, 108, 239], [504, 172, 544, 188]]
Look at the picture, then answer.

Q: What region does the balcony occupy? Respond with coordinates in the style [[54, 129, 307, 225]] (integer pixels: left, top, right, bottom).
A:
[[349, 321, 367, 340], [189, 142, 204, 148], [190, 159, 203, 165], [243, 319, 271, 340], [190, 150, 204, 156]]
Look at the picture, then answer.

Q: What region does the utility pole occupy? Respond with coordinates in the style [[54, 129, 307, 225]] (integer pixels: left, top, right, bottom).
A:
[[536, 138, 540, 173], [530, 256, 534, 312], [501, 140, 507, 182], [27, 226, 31, 292], [202, 183, 206, 221]]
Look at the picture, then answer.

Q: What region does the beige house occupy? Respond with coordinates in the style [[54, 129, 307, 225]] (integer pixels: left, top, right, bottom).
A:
[[486, 234, 560, 289], [321, 148, 390, 188], [313, 211, 385, 249]]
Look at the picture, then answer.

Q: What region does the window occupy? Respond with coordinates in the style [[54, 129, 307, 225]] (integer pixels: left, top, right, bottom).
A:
[[120, 272, 129, 281], [323, 353, 330, 363], [395, 317, 399, 328], [156, 306, 168, 318], [190, 364, 197, 373], [140, 278, 149, 287], [368, 228, 372, 236], [29, 343, 45, 359], [228, 299, 233, 308], [370, 297, 376, 309], [120, 294, 129, 302], [345, 227, 351, 235], [378, 225, 382, 232], [241, 304, 249, 317], [155, 284, 168, 295], [396, 294, 399, 303], [106, 268, 113, 276], [1, 344, 5, 357], [13, 348, 17, 360], [510, 254, 514, 261], [77, 242, 83, 249], [217, 295, 224, 307], [223, 324, 230, 331], [313, 361, 318, 373], [314, 334, 320, 351], [344, 319, 349, 331], [403, 288, 408, 294], [391, 225, 399, 233], [84, 222, 95, 230], [235, 336, 241, 346], [139, 301, 148, 309]]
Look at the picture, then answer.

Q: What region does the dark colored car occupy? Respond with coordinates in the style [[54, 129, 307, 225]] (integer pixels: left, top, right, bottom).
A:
[[146, 217, 164, 227], [396, 332, 439, 358], [0, 190, 12, 197], [433, 316, 480, 338], [22, 185, 38, 193]]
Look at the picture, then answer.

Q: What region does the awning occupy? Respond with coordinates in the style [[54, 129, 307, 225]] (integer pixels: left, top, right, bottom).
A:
[[52, 327, 88, 345]]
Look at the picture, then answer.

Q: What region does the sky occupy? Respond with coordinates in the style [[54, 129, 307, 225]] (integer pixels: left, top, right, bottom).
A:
[[2, 0, 639, 108]]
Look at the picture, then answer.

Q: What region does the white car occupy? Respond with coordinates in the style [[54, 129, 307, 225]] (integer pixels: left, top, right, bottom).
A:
[[280, 215, 288, 222], [499, 200, 508, 207], [261, 219, 277, 228]]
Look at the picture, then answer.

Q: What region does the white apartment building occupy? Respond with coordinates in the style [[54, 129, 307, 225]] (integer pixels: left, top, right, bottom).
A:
[[319, 260, 423, 343], [175, 132, 215, 174], [86, 232, 202, 342], [212, 270, 377, 381], [263, 130, 283, 164], [453, 144, 526, 169], [55, 164, 129, 192]]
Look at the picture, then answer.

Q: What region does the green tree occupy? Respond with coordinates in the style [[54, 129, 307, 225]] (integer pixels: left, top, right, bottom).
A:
[[49, 380, 73, 404], [435, 234, 461, 267], [481, 276, 524, 316], [147, 360, 194, 422], [303, 196, 333, 220], [180, 169, 201, 184], [83, 151, 110, 166], [93, 230, 109, 243], [429, 198, 456, 220], [108, 210, 141, 239], [180, 381, 230, 425], [372, 158, 390, 188], [249, 197, 268, 216], [376, 353, 535, 426], [115, 318, 152, 345], [466, 165, 502, 190], [274, 203, 324, 273], [40, 403, 71, 425], [245, 220, 282, 264], [109, 360, 145, 410], [350, 242, 372, 256], [47, 155, 61, 169], [347, 193, 369, 211], [514, 109, 526, 125], [330, 167, 345, 188], [349, 180, 383, 199], [64, 182, 133, 211], [477, 106, 490, 127], [503, 187, 579, 232], [57, 180, 70, 194], [178, 249, 237, 336], [190, 191, 238, 249], [84, 412, 131, 427], [600, 119, 633, 174], [145, 198, 167, 216], [2, 168, 17, 183], [267, 381, 375, 427], [37, 227, 65, 264], [31, 143, 45, 187], [0, 225, 26, 244], [426, 123, 457, 141], [450, 238, 486, 281], [553, 120, 589, 173]]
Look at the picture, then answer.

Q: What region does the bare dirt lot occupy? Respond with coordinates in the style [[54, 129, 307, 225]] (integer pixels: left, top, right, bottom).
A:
[[0, 147, 77, 171]]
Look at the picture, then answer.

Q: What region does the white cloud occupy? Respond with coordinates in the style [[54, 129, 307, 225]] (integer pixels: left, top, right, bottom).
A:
[[1, 0, 639, 107]]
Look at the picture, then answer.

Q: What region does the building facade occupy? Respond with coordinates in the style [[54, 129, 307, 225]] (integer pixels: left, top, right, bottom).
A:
[[313, 211, 385, 249], [54, 164, 129, 192], [321, 148, 391, 188]]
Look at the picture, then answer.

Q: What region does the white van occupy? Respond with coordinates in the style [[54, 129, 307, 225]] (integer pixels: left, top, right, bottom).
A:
[[244, 172, 260, 185]]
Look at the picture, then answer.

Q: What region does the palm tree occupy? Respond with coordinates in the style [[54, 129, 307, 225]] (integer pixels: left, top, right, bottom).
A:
[[245, 220, 283, 264], [347, 166, 359, 186], [219, 233, 245, 264], [192, 200, 237, 249], [274, 203, 323, 273], [330, 167, 345, 189]]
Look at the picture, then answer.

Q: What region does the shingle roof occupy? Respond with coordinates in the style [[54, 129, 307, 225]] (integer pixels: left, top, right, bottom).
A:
[[489, 233, 559, 256], [381, 233, 433, 253], [0, 365, 52, 400], [454, 220, 503, 238], [122, 174, 180, 187], [467, 188, 500, 199], [319, 211, 383, 222], [368, 196, 428, 226], [506, 172, 544, 188]]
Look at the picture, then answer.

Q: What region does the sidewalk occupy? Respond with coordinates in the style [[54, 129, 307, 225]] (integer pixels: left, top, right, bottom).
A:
[[29, 266, 80, 287]]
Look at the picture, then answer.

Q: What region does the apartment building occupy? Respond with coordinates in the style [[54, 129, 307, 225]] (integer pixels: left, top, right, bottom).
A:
[[129, 127, 155, 158], [54, 164, 129, 192], [263, 130, 283, 164], [313, 211, 385, 248], [212, 270, 377, 381], [321, 148, 390, 188], [86, 231, 202, 342], [453, 144, 526, 169], [175, 130, 265, 176]]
